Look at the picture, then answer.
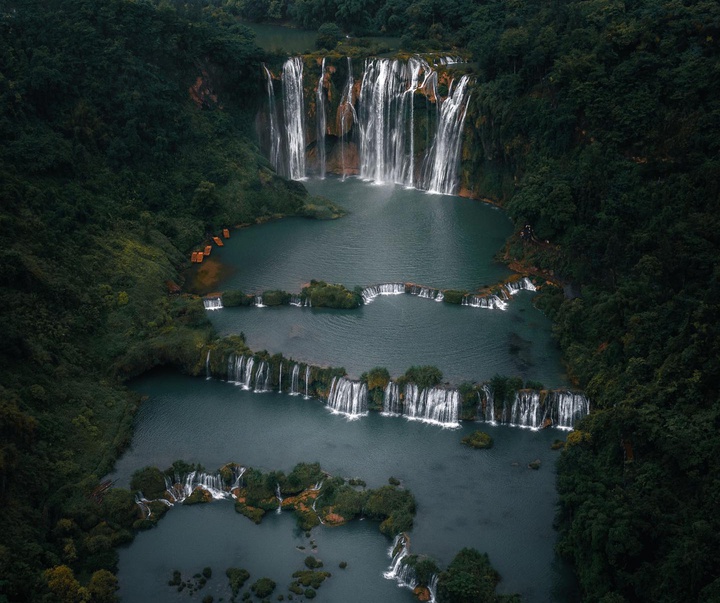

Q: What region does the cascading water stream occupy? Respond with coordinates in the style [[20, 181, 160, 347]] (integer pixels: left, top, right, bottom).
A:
[[278, 362, 283, 394], [361, 283, 405, 303], [304, 365, 310, 399], [262, 64, 282, 173], [339, 57, 357, 180], [282, 57, 306, 180], [205, 350, 211, 380], [403, 384, 460, 427], [316, 57, 327, 178], [203, 297, 223, 310], [422, 75, 471, 195], [275, 483, 284, 514], [382, 381, 401, 415], [242, 357, 255, 390], [327, 377, 368, 419]]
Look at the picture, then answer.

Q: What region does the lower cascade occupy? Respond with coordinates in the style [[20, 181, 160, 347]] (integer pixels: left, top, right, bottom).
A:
[[384, 534, 439, 602], [203, 297, 223, 310], [326, 377, 368, 418], [361, 283, 406, 303]]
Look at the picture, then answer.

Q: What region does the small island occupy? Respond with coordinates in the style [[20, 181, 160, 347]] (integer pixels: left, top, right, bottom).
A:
[[461, 430, 494, 449]]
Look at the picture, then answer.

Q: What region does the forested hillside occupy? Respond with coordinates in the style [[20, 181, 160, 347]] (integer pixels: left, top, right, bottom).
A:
[[0, 1, 314, 600], [1, 0, 719, 601]]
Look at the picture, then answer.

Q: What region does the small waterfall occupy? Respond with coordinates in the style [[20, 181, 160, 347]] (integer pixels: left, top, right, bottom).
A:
[[278, 362, 283, 394], [339, 57, 357, 180], [135, 494, 152, 519], [505, 277, 537, 296], [361, 283, 405, 304], [327, 377, 368, 419], [481, 384, 495, 423], [408, 285, 443, 301], [228, 354, 246, 384], [165, 471, 230, 502], [304, 365, 311, 399], [231, 466, 246, 492], [548, 391, 590, 430], [275, 483, 284, 514], [290, 295, 311, 307], [205, 349, 211, 380], [316, 57, 327, 178], [462, 294, 508, 310], [509, 391, 547, 429], [289, 364, 300, 395], [263, 64, 282, 172], [422, 75, 472, 195], [282, 57, 306, 180], [254, 361, 271, 393], [403, 384, 460, 427], [242, 357, 255, 390], [383, 534, 416, 587], [382, 381, 401, 415], [203, 297, 223, 311], [254, 295, 265, 307]]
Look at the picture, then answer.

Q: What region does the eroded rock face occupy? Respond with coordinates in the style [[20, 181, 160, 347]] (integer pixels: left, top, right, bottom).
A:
[[413, 585, 431, 601]]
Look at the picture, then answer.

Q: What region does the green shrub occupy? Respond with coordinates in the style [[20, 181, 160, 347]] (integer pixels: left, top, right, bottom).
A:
[[442, 290, 467, 304], [223, 290, 253, 307], [251, 577, 276, 598], [461, 431, 494, 449]]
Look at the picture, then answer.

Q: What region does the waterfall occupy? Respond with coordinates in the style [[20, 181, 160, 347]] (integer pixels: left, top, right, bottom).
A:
[[408, 285, 443, 301], [278, 362, 283, 394], [289, 364, 300, 395], [382, 381, 401, 415], [358, 58, 430, 186], [339, 57, 357, 180], [422, 75, 472, 195], [254, 295, 265, 307], [548, 391, 590, 430], [205, 349, 211, 380], [228, 354, 246, 384], [316, 57, 327, 178], [231, 466, 246, 492], [203, 297, 223, 311], [404, 384, 460, 427], [504, 277, 537, 296], [509, 391, 547, 429], [383, 534, 416, 587], [361, 283, 405, 304], [242, 357, 255, 390], [282, 57, 306, 180], [327, 377, 368, 419], [304, 365, 311, 399], [462, 293, 508, 310], [275, 483, 284, 514], [254, 361, 271, 393], [290, 295, 311, 307], [481, 384, 495, 423], [164, 471, 230, 503], [263, 64, 282, 173]]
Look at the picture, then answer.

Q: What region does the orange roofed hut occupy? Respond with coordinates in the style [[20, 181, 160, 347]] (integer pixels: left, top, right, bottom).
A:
[[223, 228, 230, 239], [213, 236, 224, 246], [204, 245, 212, 256]]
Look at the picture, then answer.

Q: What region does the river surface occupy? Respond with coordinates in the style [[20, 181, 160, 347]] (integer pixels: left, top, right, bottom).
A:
[[116, 178, 574, 602]]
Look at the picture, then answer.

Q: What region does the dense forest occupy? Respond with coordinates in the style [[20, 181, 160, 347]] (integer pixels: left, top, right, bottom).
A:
[[1, 0, 719, 601]]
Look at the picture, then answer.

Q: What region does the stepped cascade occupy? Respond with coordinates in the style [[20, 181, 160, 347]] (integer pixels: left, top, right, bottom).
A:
[[203, 297, 223, 310], [326, 377, 368, 418], [289, 364, 300, 395], [264, 56, 472, 193], [408, 285, 444, 301], [480, 388, 591, 429], [361, 283, 405, 303]]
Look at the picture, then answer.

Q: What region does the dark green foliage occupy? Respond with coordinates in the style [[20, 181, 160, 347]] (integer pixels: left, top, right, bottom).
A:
[[361, 366, 391, 410], [130, 467, 168, 500], [304, 557, 323, 570], [304, 588, 316, 599], [291, 570, 330, 589], [260, 290, 291, 306], [251, 577, 276, 598], [458, 382, 479, 420], [226, 568, 251, 598], [461, 431, 493, 450], [365, 485, 416, 536], [223, 291, 254, 307], [339, 561, 347, 569], [202, 567, 212, 579], [316, 23, 343, 50], [437, 548, 508, 603], [388, 477, 401, 486], [284, 463, 324, 495], [185, 489, 210, 505], [400, 366, 443, 391], [302, 280, 361, 309], [442, 290, 467, 305], [402, 555, 440, 587]]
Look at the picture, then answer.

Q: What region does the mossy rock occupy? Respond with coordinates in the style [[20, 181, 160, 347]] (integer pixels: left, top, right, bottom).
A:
[[461, 431, 494, 449], [528, 459, 541, 470], [185, 489, 212, 505], [551, 439, 565, 450]]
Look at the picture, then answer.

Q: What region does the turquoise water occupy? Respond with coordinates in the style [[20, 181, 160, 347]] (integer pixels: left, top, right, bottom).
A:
[[116, 178, 573, 602]]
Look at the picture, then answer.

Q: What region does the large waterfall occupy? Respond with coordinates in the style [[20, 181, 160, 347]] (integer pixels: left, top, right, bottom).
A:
[[481, 388, 591, 429], [327, 377, 368, 419], [361, 283, 405, 303], [265, 55, 471, 192], [316, 57, 327, 178], [421, 75, 472, 195], [282, 57, 306, 180], [403, 384, 460, 427]]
